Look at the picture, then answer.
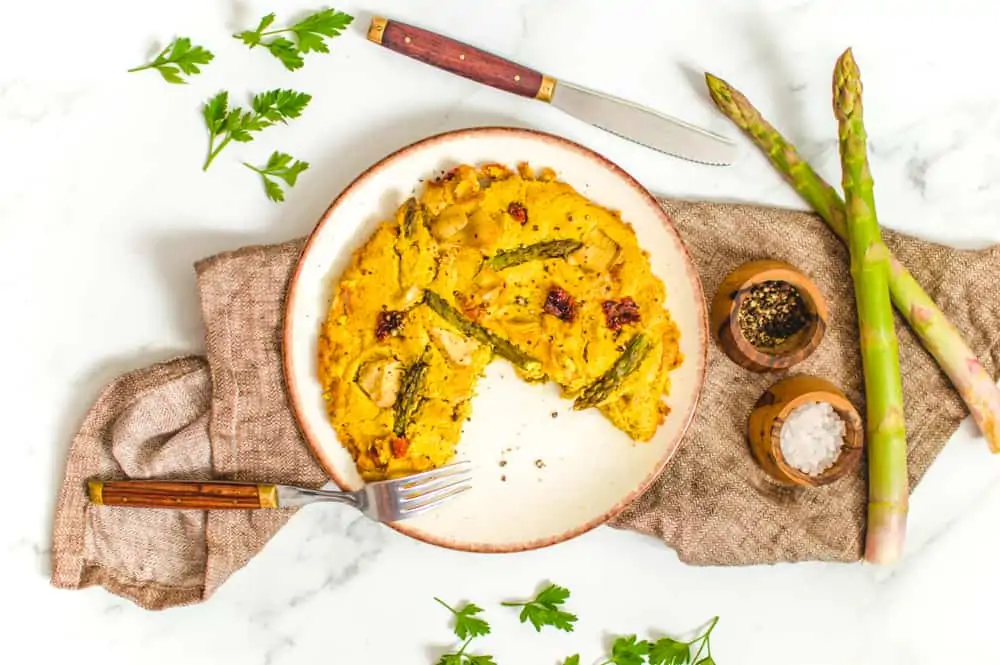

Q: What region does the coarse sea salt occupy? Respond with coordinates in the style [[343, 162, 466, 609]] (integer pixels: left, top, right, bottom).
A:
[[779, 401, 846, 476]]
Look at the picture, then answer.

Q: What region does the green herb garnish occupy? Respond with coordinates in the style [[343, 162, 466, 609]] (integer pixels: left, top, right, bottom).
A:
[[433, 585, 721, 664], [201, 89, 312, 171], [435, 640, 496, 665], [435, 597, 495, 665], [501, 583, 577, 633], [434, 598, 491, 640], [602, 635, 651, 665], [612, 616, 720, 665], [234, 9, 354, 71], [243, 151, 310, 202], [127, 37, 213, 83]]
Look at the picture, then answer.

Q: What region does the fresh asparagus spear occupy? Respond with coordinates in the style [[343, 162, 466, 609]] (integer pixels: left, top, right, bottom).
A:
[[704, 71, 1000, 454], [423, 290, 542, 374], [574, 333, 652, 410], [833, 48, 908, 564], [486, 239, 584, 271], [393, 359, 427, 437]]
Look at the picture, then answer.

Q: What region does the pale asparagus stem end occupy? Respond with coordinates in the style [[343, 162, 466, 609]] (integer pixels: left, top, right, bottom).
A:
[[864, 506, 907, 564], [703, 67, 1000, 454]]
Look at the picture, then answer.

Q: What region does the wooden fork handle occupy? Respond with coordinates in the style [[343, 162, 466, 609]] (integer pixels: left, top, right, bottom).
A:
[[88, 479, 279, 509], [366, 16, 556, 102]]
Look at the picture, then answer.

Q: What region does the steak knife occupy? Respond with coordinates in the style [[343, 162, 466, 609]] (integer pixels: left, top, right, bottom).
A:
[[366, 16, 738, 166]]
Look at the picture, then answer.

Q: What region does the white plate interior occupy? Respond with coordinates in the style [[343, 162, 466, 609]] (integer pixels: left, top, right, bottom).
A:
[[285, 128, 706, 551]]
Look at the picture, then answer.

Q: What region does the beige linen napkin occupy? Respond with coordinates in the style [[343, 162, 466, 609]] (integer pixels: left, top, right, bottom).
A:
[[50, 199, 1000, 609]]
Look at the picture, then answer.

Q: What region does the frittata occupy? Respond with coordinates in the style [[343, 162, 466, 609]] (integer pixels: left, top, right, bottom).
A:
[[317, 162, 683, 480]]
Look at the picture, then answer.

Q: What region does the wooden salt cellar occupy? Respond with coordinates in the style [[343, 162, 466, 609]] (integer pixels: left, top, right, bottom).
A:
[[748, 375, 863, 487], [710, 259, 828, 372]]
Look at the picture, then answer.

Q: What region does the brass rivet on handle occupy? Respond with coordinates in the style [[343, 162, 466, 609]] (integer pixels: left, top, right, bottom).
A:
[[404, 36, 411, 44], [514, 74, 521, 82], [459, 54, 465, 60]]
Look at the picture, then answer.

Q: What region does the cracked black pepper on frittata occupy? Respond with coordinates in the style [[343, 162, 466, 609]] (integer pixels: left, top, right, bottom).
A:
[[317, 162, 684, 480]]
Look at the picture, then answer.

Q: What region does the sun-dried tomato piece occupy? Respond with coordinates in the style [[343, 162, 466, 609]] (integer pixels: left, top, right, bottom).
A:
[[544, 286, 578, 323], [454, 292, 486, 322], [507, 201, 528, 224], [390, 436, 409, 458], [602, 297, 641, 331], [375, 309, 405, 341]]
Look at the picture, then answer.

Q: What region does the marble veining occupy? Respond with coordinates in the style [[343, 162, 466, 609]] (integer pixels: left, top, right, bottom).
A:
[[3, 1, 1000, 664]]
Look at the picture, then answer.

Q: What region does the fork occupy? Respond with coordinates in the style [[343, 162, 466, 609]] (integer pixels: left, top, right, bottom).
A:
[[86, 461, 472, 522]]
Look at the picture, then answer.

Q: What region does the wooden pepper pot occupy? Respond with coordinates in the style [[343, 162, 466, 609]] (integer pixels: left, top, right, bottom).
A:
[[710, 259, 829, 372], [747, 375, 864, 486]]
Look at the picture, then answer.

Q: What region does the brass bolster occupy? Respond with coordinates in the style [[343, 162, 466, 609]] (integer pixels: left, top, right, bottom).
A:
[[87, 480, 104, 504], [257, 484, 279, 508], [536, 76, 557, 103], [367, 17, 388, 45]]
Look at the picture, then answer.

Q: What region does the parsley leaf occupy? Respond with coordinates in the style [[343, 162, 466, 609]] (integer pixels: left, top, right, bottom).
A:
[[562, 656, 581, 665], [290, 8, 355, 53], [264, 37, 304, 71], [434, 597, 492, 640], [649, 637, 690, 665], [127, 37, 213, 83], [435, 637, 495, 665], [466, 656, 497, 665], [234, 8, 354, 71], [501, 583, 577, 633], [243, 152, 310, 202], [235, 12, 276, 47], [603, 635, 651, 665], [694, 659, 715, 665], [201, 89, 312, 171]]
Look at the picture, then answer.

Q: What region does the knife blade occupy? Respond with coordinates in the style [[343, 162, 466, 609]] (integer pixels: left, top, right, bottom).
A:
[[366, 16, 738, 166]]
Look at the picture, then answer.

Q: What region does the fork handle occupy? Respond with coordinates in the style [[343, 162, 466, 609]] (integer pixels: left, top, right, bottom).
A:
[[87, 479, 278, 509]]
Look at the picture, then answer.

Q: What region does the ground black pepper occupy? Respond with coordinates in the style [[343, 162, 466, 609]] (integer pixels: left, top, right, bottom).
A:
[[737, 280, 808, 348]]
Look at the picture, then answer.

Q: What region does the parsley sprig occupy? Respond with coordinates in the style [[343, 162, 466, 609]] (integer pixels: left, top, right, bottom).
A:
[[436, 638, 497, 665], [434, 597, 491, 640], [603, 616, 720, 665], [234, 9, 354, 71], [127, 37, 214, 83], [243, 151, 310, 202], [434, 597, 495, 665], [603, 635, 650, 665], [501, 583, 577, 632], [201, 89, 312, 171], [433, 585, 721, 664]]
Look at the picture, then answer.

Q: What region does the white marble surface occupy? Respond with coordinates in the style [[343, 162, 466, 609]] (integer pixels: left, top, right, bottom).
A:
[[4, 0, 1000, 662]]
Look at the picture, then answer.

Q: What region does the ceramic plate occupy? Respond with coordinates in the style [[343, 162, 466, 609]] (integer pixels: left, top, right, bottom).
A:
[[283, 127, 707, 552]]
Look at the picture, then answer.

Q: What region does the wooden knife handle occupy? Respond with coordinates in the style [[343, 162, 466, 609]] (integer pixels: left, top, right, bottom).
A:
[[88, 479, 279, 510], [367, 16, 556, 102]]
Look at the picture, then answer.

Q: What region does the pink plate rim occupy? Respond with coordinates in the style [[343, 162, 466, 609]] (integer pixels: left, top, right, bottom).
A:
[[282, 126, 708, 553]]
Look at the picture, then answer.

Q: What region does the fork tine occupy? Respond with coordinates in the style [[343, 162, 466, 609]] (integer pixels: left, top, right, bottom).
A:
[[391, 461, 470, 489], [400, 483, 471, 517], [400, 475, 470, 504], [399, 468, 471, 499]]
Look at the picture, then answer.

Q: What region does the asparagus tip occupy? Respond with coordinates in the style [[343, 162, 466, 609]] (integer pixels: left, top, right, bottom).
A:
[[703, 71, 753, 132], [833, 47, 863, 121]]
